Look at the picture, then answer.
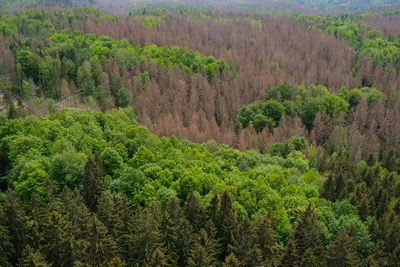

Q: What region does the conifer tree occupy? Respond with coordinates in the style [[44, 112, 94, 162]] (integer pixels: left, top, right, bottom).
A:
[[207, 192, 219, 224], [41, 211, 76, 266], [161, 198, 182, 265], [323, 155, 353, 201], [19, 246, 49, 267], [292, 203, 325, 266], [146, 248, 172, 267], [187, 240, 212, 267], [3, 190, 27, 265], [363, 240, 387, 267], [103, 256, 126, 267], [187, 229, 219, 267], [82, 156, 105, 212], [222, 253, 241, 267], [7, 103, 17, 120], [109, 195, 136, 265], [326, 229, 360, 267], [389, 245, 400, 267], [254, 212, 280, 265], [235, 217, 264, 266], [279, 239, 299, 267], [185, 190, 205, 231], [28, 194, 48, 250], [84, 214, 117, 266], [132, 204, 164, 265], [218, 190, 238, 260], [60, 188, 92, 241], [0, 205, 14, 267]]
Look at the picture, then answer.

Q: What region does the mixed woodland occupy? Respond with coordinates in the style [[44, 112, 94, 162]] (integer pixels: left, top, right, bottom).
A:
[[1, 2, 400, 267]]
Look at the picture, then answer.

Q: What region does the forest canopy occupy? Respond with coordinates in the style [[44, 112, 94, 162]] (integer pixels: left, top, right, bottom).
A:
[[1, 4, 400, 267]]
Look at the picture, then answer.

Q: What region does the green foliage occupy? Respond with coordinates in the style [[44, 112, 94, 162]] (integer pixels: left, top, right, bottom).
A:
[[238, 84, 354, 132], [136, 15, 165, 30], [295, 12, 400, 73], [0, 108, 366, 246], [0, 10, 234, 103]]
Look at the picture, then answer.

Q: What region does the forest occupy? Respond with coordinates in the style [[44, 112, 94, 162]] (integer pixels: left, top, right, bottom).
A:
[[1, 1, 400, 267]]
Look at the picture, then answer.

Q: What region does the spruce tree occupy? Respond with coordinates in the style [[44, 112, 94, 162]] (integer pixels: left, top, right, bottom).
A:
[[279, 239, 299, 267], [254, 212, 280, 265], [41, 211, 76, 266], [60, 188, 92, 241], [185, 190, 205, 231], [132, 203, 164, 265], [363, 240, 387, 267], [146, 248, 172, 267], [161, 198, 182, 265], [19, 246, 49, 267], [235, 217, 264, 266], [82, 156, 104, 212], [206, 192, 219, 225], [326, 229, 360, 267], [187, 229, 219, 267], [218, 190, 238, 260], [222, 253, 241, 267], [292, 203, 325, 266], [109, 195, 136, 265], [0, 204, 14, 267], [3, 190, 27, 265], [84, 214, 117, 266]]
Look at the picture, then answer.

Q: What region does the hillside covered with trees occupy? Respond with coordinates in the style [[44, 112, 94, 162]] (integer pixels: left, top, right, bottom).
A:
[[1, 0, 400, 13], [1, 2, 400, 267]]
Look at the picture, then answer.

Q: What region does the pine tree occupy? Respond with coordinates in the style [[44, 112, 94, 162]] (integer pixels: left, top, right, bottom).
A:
[[363, 240, 387, 267], [206, 192, 219, 224], [108, 195, 136, 265], [28, 194, 48, 250], [323, 155, 353, 201], [19, 246, 49, 267], [350, 182, 370, 221], [185, 190, 205, 231], [279, 239, 299, 267], [326, 229, 360, 267], [82, 156, 105, 212], [60, 188, 92, 241], [41, 211, 76, 266], [161, 198, 182, 265], [218, 190, 238, 260], [222, 253, 241, 267], [84, 214, 117, 266], [176, 219, 195, 266], [132, 204, 164, 265], [145, 248, 171, 267], [235, 217, 264, 267], [389, 244, 400, 267], [187, 229, 219, 267], [292, 203, 325, 266], [254, 212, 280, 265], [3, 190, 27, 265], [103, 256, 126, 267], [0, 204, 14, 267]]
